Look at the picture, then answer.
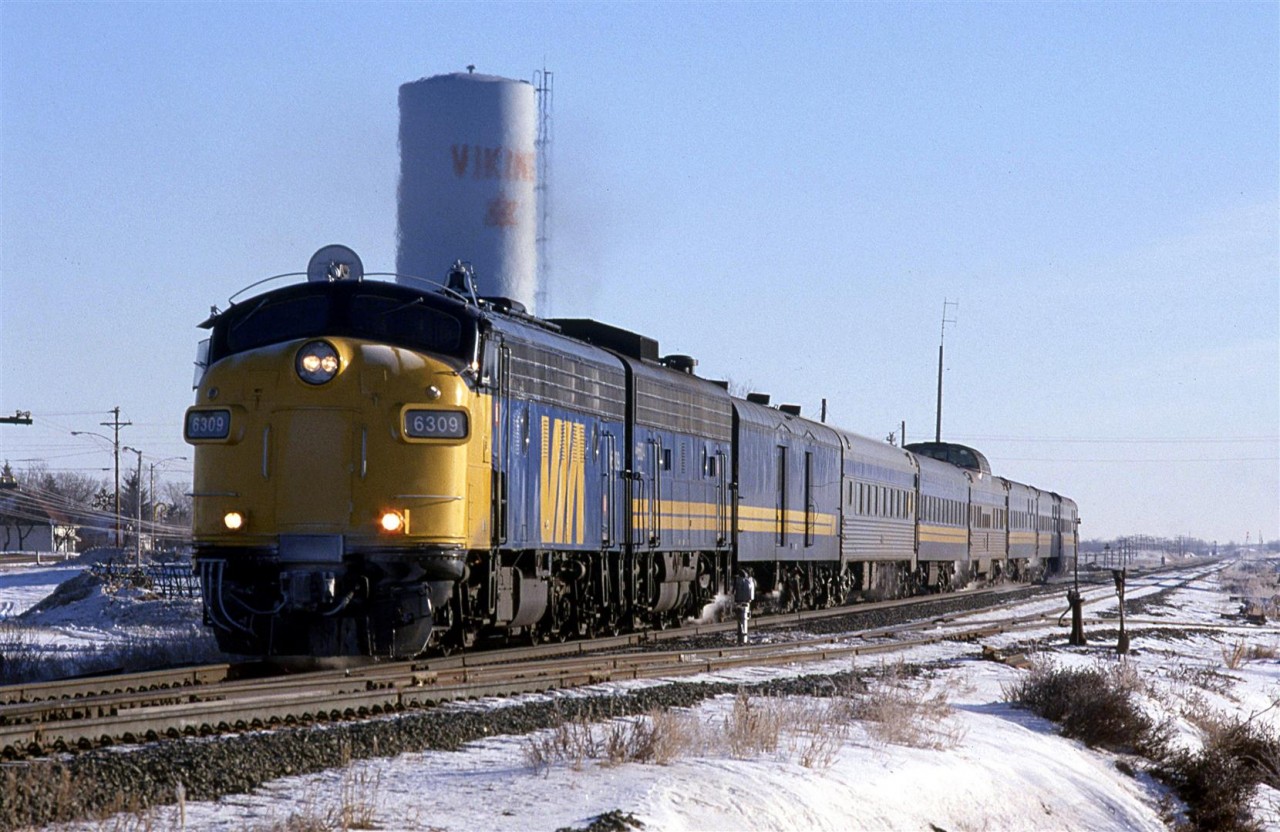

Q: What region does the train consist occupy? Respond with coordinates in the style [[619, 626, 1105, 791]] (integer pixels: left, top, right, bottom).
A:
[[185, 246, 1078, 658]]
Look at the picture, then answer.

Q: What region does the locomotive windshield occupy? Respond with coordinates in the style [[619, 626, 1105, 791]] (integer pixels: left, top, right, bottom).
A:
[[226, 295, 330, 354], [347, 295, 463, 355], [209, 282, 476, 364]]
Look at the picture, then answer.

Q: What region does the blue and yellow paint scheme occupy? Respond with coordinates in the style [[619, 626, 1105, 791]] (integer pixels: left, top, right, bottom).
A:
[[836, 430, 917, 566], [185, 248, 1080, 659], [915, 455, 970, 565], [732, 398, 840, 566], [186, 275, 492, 656]]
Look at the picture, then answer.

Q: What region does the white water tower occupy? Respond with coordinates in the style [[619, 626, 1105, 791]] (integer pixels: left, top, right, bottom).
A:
[[396, 70, 538, 312]]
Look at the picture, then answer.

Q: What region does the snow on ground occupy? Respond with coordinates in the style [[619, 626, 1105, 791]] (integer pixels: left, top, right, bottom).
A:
[[0, 562, 82, 619], [11, 552, 1280, 830], [0, 556, 218, 679]]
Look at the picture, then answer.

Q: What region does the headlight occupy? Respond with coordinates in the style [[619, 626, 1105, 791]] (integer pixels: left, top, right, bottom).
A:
[[296, 340, 340, 385], [224, 511, 246, 531], [380, 511, 405, 533]]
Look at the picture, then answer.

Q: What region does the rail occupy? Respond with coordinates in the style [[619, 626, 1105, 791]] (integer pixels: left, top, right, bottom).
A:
[[0, 559, 1228, 758]]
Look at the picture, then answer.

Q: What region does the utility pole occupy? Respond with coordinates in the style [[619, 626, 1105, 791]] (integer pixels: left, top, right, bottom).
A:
[[104, 408, 131, 548], [935, 300, 958, 442], [76, 408, 131, 547], [123, 446, 143, 566]]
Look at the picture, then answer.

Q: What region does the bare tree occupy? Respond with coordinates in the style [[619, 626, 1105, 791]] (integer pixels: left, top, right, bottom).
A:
[[159, 481, 193, 528]]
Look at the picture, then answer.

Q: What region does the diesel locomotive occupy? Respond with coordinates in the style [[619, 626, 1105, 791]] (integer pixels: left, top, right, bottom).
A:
[[185, 246, 1078, 658]]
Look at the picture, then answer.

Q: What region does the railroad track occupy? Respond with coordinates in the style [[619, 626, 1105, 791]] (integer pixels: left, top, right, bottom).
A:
[[0, 558, 1228, 759]]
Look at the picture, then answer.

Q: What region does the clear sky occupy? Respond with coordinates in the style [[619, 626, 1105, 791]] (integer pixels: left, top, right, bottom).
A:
[[2, 1, 1276, 543]]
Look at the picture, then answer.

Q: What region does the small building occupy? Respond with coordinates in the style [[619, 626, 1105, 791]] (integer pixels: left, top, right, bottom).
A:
[[0, 487, 80, 554]]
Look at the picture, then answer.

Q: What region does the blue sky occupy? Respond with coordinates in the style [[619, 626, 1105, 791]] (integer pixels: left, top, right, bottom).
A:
[[2, 1, 1276, 543]]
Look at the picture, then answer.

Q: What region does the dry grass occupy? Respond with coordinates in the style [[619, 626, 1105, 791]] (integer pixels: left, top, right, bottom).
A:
[[525, 666, 968, 775], [1250, 643, 1280, 660], [1223, 640, 1249, 670], [1165, 662, 1236, 696], [784, 698, 850, 768], [1219, 639, 1277, 671], [251, 766, 383, 832], [335, 767, 381, 830], [609, 708, 702, 765], [525, 693, 861, 774], [723, 692, 783, 758], [525, 707, 713, 773], [849, 663, 965, 750], [524, 715, 609, 772]]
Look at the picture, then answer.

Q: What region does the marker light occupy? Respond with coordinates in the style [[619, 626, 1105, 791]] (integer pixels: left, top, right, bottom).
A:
[[296, 341, 340, 385], [223, 511, 245, 531], [380, 511, 405, 533]]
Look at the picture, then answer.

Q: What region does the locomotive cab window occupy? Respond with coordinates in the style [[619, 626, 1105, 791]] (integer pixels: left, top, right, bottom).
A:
[[225, 295, 329, 355], [350, 295, 464, 355], [210, 284, 476, 365]]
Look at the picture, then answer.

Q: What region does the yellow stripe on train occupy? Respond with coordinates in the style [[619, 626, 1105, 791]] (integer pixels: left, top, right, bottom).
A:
[[628, 499, 838, 537], [919, 524, 969, 544]]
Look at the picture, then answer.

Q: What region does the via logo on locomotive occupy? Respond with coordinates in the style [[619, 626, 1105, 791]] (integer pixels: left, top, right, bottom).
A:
[[540, 416, 587, 546]]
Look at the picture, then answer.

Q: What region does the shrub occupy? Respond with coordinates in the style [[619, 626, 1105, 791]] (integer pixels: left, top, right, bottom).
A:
[[1009, 660, 1280, 831], [1158, 715, 1280, 832], [1004, 661, 1167, 756]]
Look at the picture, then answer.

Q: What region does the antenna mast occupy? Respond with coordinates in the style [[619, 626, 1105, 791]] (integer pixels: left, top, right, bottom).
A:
[[935, 299, 958, 442], [534, 66, 554, 315]]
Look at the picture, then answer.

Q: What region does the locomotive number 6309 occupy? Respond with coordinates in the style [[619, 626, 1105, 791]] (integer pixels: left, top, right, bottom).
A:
[[185, 408, 232, 440], [403, 409, 469, 440]]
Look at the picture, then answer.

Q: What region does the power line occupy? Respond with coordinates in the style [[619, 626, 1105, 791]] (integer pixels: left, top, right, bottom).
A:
[[953, 435, 1277, 445], [996, 456, 1279, 463]]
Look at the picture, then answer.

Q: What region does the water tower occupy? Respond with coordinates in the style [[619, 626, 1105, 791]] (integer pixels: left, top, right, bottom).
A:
[[396, 70, 539, 312]]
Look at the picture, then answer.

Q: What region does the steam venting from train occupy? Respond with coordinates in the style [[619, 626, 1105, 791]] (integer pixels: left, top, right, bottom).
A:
[[396, 71, 539, 313]]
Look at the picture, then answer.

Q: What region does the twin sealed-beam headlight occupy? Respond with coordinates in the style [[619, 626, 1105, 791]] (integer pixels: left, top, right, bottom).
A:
[[224, 511, 246, 531], [296, 340, 340, 385]]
